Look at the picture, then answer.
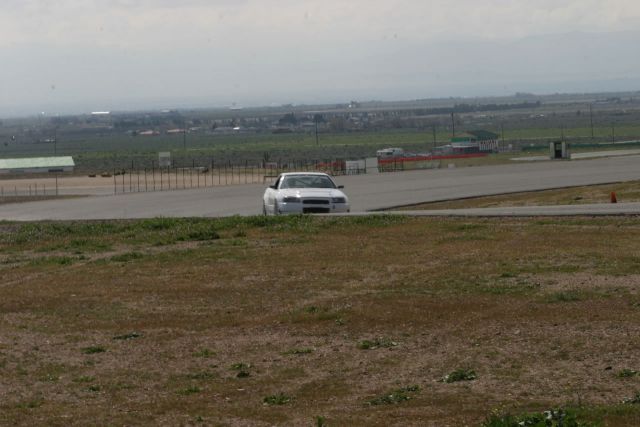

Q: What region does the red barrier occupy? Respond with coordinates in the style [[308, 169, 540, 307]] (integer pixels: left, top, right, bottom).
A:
[[378, 153, 488, 164]]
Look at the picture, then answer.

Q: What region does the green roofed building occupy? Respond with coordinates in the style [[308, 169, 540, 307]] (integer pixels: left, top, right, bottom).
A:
[[450, 130, 500, 154], [0, 157, 75, 174]]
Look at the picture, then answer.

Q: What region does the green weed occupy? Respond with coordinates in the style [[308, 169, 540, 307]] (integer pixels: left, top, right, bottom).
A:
[[357, 337, 397, 350], [482, 407, 594, 427], [178, 386, 201, 395], [441, 368, 476, 383], [284, 348, 314, 355], [263, 393, 293, 405], [231, 362, 251, 378], [186, 371, 217, 380], [546, 291, 582, 303], [617, 369, 638, 378], [623, 392, 640, 404], [110, 252, 144, 263], [29, 256, 76, 266], [113, 332, 143, 340], [82, 346, 106, 354], [193, 348, 215, 358], [15, 398, 44, 409]]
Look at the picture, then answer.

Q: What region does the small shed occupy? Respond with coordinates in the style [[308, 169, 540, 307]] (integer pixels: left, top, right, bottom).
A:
[[0, 157, 75, 174], [549, 141, 570, 159]]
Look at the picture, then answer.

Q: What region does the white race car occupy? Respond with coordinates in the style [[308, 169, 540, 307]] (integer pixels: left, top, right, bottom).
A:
[[263, 172, 350, 215]]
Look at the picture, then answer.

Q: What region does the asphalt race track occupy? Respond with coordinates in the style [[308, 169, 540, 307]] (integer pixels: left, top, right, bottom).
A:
[[1, 155, 640, 221]]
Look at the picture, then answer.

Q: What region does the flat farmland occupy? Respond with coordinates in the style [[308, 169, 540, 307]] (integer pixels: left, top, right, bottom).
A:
[[2, 216, 640, 426], [4, 121, 640, 174]]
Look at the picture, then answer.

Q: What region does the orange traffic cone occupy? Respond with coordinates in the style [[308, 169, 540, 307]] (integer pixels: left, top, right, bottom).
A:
[[610, 192, 617, 203]]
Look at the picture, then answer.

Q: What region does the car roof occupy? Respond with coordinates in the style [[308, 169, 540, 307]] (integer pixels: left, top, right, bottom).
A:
[[279, 172, 330, 177]]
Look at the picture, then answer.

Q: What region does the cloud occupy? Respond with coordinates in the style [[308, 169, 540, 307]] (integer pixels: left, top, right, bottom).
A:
[[1, 0, 640, 49]]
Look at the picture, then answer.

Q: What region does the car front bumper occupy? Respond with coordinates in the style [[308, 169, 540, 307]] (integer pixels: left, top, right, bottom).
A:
[[278, 202, 350, 215]]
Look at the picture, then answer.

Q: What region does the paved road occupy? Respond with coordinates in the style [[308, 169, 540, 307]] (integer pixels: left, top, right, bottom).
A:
[[513, 149, 640, 162], [1, 155, 640, 220]]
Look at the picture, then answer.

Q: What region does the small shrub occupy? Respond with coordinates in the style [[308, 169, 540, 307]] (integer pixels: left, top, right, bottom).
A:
[[87, 385, 101, 392], [263, 393, 292, 406], [82, 346, 106, 354], [368, 385, 420, 406], [73, 376, 95, 383], [357, 337, 397, 350], [441, 368, 476, 383]]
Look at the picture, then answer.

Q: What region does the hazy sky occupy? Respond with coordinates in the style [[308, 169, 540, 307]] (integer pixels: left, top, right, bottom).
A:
[[2, 0, 640, 116]]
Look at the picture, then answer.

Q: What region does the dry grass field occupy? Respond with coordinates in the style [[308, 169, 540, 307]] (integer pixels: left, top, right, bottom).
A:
[[395, 181, 640, 211], [2, 216, 640, 426]]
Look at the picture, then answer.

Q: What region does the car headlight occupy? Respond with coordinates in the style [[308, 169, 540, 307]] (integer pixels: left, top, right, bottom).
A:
[[282, 196, 301, 203], [331, 197, 346, 204]]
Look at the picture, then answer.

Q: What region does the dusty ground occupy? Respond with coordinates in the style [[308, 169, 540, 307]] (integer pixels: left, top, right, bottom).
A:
[[1, 216, 640, 426], [0, 170, 269, 199]]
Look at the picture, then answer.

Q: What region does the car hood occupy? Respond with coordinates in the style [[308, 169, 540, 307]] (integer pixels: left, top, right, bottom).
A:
[[278, 188, 347, 199]]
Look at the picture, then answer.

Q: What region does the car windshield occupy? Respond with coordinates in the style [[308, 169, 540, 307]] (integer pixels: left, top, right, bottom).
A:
[[280, 175, 336, 189]]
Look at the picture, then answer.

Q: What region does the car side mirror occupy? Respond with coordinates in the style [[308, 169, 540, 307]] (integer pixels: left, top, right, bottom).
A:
[[338, 185, 344, 189], [269, 184, 277, 189]]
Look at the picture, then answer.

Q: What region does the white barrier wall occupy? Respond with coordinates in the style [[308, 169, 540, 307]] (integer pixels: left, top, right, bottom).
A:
[[346, 160, 366, 174], [365, 157, 379, 174]]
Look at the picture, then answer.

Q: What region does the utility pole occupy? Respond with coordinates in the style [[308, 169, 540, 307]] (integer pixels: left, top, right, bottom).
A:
[[450, 112, 455, 138], [501, 123, 505, 152], [612, 122, 615, 144], [589, 103, 594, 139], [561, 124, 565, 142], [315, 120, 319, 146], [54, 127, 57, 156], [183, 119, 187, 152], [432, 124, 436, 152]]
